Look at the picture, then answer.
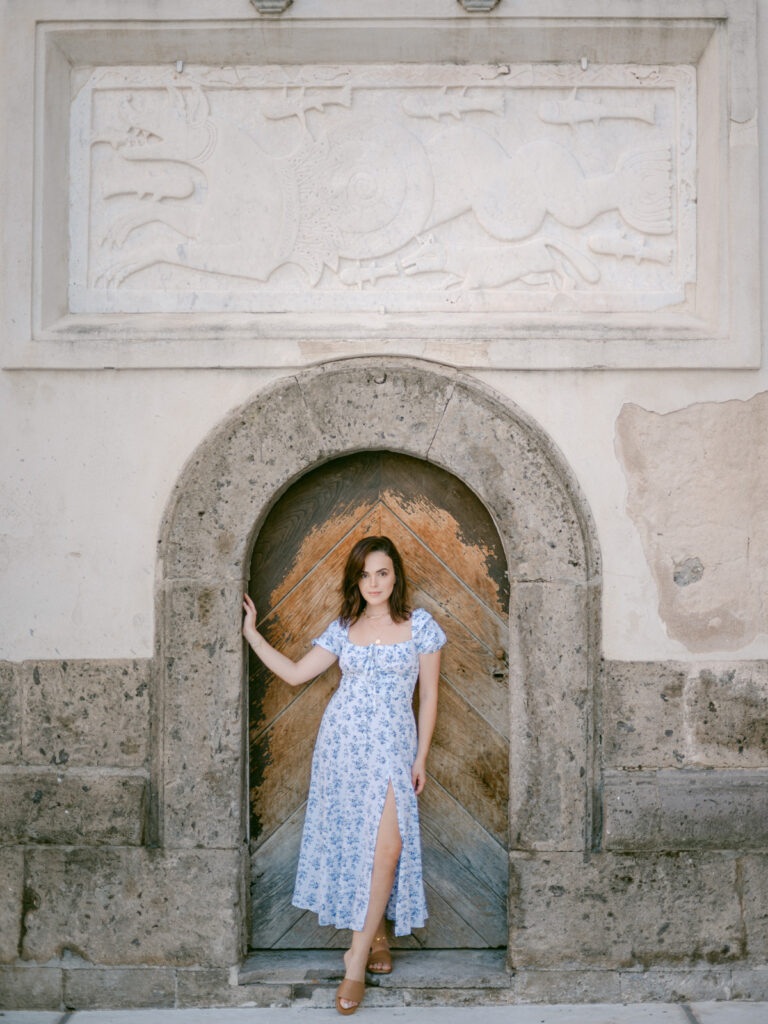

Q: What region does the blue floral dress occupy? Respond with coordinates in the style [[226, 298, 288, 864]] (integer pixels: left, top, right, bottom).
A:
[[291, 606, 447, 936]]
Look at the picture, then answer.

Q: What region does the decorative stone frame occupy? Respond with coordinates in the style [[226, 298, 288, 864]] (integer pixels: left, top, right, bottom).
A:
[[0, 0, 759, 369], [153, 359, 601, 954]]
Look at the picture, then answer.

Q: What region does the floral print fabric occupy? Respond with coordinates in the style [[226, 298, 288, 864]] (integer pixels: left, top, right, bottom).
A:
[[291, 607, 447, 936]]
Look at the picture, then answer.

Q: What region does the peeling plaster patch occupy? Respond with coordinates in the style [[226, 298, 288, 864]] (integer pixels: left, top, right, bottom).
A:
[[615, 392, 768, 653]]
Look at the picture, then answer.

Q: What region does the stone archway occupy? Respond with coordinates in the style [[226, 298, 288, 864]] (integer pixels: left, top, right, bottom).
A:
[[153, 358, 601, 961]]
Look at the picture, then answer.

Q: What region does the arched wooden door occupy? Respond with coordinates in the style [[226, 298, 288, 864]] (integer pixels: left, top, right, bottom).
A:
[[248, 451, 509, 949]]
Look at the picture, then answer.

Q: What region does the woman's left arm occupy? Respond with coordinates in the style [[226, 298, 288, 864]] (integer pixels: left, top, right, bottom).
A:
[[412, 650, 441, 795]]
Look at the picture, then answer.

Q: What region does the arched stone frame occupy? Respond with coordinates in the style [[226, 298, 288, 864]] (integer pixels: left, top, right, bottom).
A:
[[152, 358, 602, 958]]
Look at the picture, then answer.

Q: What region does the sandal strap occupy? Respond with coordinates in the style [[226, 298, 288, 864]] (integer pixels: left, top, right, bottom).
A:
[[337, 978, 365, 1001]]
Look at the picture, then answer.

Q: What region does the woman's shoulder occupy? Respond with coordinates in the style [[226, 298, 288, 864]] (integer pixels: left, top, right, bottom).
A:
[[410, 607, 447, 651]]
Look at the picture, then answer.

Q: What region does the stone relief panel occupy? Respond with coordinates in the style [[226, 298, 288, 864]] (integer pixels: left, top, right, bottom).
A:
[[69, 63, 695, 316], [615, 392, 768, 654]]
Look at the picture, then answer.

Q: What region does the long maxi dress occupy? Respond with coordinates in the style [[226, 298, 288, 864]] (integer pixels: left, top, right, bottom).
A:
[[291, 606, 447, 936]]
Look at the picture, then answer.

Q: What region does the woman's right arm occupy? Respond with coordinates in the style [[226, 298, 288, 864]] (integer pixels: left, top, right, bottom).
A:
[[242, 593, 338, 687]]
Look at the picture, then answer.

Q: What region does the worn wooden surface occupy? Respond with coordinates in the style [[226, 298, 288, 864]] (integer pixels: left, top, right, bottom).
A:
[[248, 451, 509, 949]]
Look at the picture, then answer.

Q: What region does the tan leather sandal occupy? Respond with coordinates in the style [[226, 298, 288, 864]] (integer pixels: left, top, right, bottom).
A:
[[335, 977, 366, 1015], [366, 933, 392, 974]]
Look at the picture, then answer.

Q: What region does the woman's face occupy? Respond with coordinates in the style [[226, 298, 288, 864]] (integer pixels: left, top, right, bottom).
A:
[[358, 550, 396, 612]]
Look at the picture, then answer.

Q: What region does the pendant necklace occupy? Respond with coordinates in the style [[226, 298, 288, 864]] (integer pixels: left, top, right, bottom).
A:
[[364, 608, 390, 645]]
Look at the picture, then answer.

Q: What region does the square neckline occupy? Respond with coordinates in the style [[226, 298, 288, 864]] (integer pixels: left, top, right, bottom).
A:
[[344, 616, 415, 649]]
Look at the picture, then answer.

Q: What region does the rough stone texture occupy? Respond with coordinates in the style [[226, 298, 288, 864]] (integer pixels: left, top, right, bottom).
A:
[[603, 661, 688, 768], [0, 661, 22, 763], [514, 969, 621, 1003], [686, 664, 768, 767], [20, 847, 242, 967], [508, 851, 743, 969], [19, 659, 150, 767], [177, 970, 291, 1008], [619, 968, 731, 1002], [603, 769, 768, 851], [429, 378, 596, 584], [615, 393, 768, 653], [62, 967, 176, 1009], [742, 855, 768, 961], [603, 660, 768, 769], [731, 966, 768, 1000], [159, 580, 246, 849], [510, 581, 595, 851], [0, 847, 24, 963], [297, 363, 456, 471], [0, 770, 146, 846], [0, 965, 62, 1009]]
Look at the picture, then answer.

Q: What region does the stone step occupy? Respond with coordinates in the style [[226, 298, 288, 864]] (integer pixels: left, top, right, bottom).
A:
[[238, 948, 512, 1000]]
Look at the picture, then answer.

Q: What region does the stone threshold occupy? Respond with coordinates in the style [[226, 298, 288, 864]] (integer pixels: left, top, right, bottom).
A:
[[238, 948, 512, 991]]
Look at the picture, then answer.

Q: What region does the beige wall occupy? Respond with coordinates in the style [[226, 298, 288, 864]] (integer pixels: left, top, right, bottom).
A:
[[0, 0, 765, 663]]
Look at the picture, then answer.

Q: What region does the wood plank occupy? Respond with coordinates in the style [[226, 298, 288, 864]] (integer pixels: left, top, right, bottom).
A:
[[273, 910, 351, 949], [419, 779, 508, 899], [250, 454, 381, 608], [378, 505, 506, 652], [250, 803, 307, 947], [427, 680, 509, 845], [380, 452, 509, 616], [411, 586, 510, 742], [420, 835, 507, 947], [250, 668, 338, 845], [421, 881, 492, 948]]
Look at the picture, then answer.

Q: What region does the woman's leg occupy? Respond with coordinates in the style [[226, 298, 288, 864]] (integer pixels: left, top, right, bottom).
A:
[[339, 780, 402, 1010]]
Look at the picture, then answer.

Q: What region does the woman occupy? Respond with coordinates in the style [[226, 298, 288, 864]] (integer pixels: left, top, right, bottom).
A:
[[242, 535, 446, 1015]]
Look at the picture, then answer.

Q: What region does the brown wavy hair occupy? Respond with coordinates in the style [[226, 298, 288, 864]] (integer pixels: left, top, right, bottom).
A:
[[339, 536, 411, 626]]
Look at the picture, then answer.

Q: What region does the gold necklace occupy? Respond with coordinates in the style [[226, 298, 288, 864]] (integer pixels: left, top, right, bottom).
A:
[[364, 609, 390, 644]]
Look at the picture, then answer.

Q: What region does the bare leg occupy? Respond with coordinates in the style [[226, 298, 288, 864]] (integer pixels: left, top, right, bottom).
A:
[[339, 781, 402, 1010], [368, 912, 390, 972]]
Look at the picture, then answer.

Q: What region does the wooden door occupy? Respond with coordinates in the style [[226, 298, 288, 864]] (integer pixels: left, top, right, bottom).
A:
[[248, 451, 509, 949]]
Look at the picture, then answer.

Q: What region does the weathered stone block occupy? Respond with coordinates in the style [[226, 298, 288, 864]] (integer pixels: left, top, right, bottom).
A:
[[0, 662, 22, 763], [21, 659, 150, 767], [604, 769, 768, 851], [731, 966, 768, 1000], [508, 851, 743, 969], [0, 965, 62, 1009], [160, 580, 245, 848], [298, 362, 454, 461], [63, 967, 175, 1009], [603, 661, 687, 769], [619, 968, 731, 1002], [402, 988, 514, 1006], [686, 664, 768, 767], [510, 581, 594, 850], [514, 969, 621, 1004], [0, 846, 24, 963], [0, 769, 147, 845], [430, 379, 593, 584], [177, 970, 291, 1008], [742, 855, 768, 960], [21, 847, 242, 967]]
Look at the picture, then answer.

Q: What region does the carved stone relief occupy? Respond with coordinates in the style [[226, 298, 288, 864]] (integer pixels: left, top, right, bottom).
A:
[[69, 63, 695, 315]]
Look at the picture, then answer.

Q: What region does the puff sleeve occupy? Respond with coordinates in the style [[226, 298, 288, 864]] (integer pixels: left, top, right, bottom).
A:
[[411, 607, 447, 654], [311, 618, 345, 657]]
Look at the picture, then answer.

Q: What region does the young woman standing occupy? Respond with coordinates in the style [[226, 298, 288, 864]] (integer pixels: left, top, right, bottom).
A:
[[243, 535, 446, 1014]]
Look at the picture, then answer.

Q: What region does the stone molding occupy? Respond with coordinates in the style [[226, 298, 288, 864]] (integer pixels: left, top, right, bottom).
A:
[[0, 0, 759, 368], [153, 359, 602, 855]]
